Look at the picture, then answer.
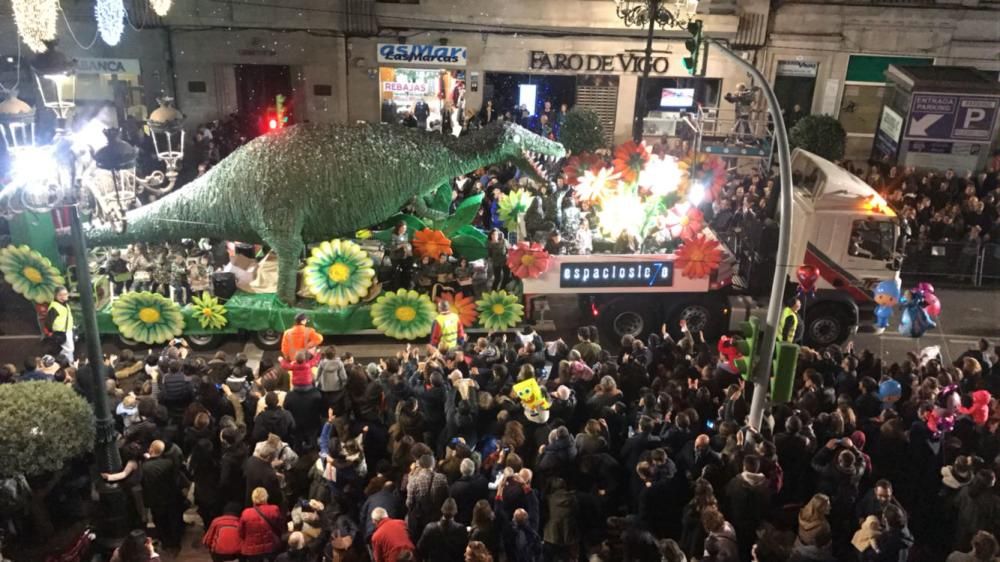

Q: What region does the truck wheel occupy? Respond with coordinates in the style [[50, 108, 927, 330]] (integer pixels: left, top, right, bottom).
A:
[[804, 304, 848, 346], [252, 329, 282, 350], [186, 334, 224, 350], [669, 302, 719, 339], [598, 301, 653, 343]]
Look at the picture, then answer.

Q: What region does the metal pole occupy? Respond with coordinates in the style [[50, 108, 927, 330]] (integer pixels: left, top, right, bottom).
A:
[[632, 0, 658, 143], [708, 39, 793, 431], [66, 177, 128, 546]]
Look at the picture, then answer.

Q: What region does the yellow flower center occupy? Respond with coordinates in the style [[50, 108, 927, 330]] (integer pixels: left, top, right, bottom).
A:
[[138, 307, 161, 324], [395, 306, 417, 322], [327, 262, 351, 283], [491, 304, 506, 315], [202, 307, 214, 316], [520, 254, 535, 266], [22, 266, 43, 284]]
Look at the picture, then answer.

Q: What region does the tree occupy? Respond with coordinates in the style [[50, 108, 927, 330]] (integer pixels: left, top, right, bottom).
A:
[[788, 115, 846, 162], [0, 382, 94, 538], [560, 108, 606, 155]]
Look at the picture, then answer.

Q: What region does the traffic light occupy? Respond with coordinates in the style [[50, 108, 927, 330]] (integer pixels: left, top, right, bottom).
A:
[[682, 20, 703, 76], [733, 316, 760, 382], [771, 342, 800, 403], [275, 94, 288, 125], [267, 117, 279, 130]]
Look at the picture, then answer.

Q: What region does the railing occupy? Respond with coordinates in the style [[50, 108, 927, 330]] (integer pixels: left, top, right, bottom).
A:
[[901, 241, 999, 287]]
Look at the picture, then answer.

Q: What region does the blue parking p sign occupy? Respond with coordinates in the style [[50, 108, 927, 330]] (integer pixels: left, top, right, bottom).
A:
[[905, 93, 1000, 142]]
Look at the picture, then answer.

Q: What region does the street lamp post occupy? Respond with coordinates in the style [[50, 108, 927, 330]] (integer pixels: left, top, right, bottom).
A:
[[615, 0, 698, 142], [706, 39, 793, 432]]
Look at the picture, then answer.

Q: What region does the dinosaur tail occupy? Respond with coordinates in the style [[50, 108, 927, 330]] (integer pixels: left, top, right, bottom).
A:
[[85, 172, 249, 247]]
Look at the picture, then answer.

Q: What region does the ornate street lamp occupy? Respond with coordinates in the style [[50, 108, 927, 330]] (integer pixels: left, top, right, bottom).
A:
[[0, 92, 36, 152], [140, 96, 185, 195], [29, 41, 76, 127], [614, 0, 700, 142], [92, 129, 139, 230]]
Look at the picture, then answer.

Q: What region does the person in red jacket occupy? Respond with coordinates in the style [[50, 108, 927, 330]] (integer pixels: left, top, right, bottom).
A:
[[203, 503, 243, 562], [239, 487, 284, 561], [280, 349, 322, 390], [371, 507, 415, 562]]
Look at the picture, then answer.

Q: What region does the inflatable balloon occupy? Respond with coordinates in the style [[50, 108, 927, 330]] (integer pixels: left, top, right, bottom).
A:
[[717, 335, 742, 373], [927, 385, 961, 437], [959, 390, 991, 426], [872, 279, 901, 330], [879, 379, 902, 409], [914, 282, 942, 318], [796, 265, 820, 298], [898, 289, 936, 338]]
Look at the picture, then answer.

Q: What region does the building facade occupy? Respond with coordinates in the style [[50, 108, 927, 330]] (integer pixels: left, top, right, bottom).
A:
[[1, 0, 997, 164]]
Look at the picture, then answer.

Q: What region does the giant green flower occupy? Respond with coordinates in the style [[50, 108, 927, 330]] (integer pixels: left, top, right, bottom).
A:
[[304, 239, 376, 307], [370, 289, 436, 340], [111, 291, 185, 344], [0, 245, 65, 304], [497, 189, 535, 226], [189, 291, 228, 330], [476, 290, 524, 332]]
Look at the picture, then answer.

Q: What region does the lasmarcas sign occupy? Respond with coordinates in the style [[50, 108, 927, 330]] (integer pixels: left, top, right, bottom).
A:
[[378, 44, 468, 67]]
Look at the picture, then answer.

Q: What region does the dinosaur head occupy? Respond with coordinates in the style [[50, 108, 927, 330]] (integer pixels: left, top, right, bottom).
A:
[[460, 121, 566, 181]]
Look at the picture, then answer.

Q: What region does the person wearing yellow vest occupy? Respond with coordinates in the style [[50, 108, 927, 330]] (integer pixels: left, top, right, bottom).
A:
[[430, 300, 465, 352], [780, 297, 802, 343], [46, 286, 74, 362]]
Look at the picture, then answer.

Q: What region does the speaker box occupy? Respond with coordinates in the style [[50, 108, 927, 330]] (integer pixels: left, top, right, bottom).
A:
[[212, 272, 237, 300]]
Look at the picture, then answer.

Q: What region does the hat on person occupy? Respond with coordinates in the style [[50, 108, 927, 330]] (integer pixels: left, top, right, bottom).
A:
[[366, 362, 380, 378], [40, 355, 60, 375], [554, 385, 572, 401], [849, 430, 866, 450]]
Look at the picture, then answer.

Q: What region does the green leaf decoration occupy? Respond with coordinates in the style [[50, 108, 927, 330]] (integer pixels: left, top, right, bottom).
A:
[[476, 290, 525, 332], [370, 289, 437, 340], [426, 183, 453, 214], [0, 245, 66, 304], [189, 291, 228, 330], [452, 234, 488, 260], [303, 239, 376, 307], [111, 291, 185, 345], [441, 193, 485, 235], [498, 189, 535, 226]]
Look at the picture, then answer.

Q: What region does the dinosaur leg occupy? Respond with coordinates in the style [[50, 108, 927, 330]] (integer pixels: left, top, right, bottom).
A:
[[261, 230, 304, 306]]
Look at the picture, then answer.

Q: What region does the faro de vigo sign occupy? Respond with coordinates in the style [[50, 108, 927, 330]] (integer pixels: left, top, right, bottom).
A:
[[530, 50, 669, 74]]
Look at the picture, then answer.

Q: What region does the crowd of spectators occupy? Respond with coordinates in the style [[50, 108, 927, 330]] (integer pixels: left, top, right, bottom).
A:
[[3, 321, 1000, 562], [856, 162, 1000, 248]]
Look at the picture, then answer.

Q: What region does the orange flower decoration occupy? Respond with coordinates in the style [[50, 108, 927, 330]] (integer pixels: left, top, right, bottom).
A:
[[612, 140, 650, 185], [412, 228, 453, 258], [665, 204, 705, 241], [562, 153, 604, 186], [674, 235, 722, 279], [506, 241, 551, 279], [439, 291, 478, 327]]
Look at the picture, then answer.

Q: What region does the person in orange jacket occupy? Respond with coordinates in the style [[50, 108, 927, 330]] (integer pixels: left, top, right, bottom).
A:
[[281, 313, 323, 361]]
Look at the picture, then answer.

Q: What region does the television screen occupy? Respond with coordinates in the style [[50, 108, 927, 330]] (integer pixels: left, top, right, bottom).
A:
[[660, 88, 695, 108]]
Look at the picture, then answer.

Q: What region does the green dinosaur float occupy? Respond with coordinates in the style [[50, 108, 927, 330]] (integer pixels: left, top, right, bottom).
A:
[[86, 122, 565, 304]]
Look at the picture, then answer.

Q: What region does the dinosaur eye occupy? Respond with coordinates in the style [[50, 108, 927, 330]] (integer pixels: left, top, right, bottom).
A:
[[512, 134, 522, 144]]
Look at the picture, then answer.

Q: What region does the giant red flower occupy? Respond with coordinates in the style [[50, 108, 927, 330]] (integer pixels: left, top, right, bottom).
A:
[[674, 235, 722, 279], [412, 228, 453, 258], [612, 140, 650, 185], [665, 203, 705, 241], [680, 154, 727, 202], [506, 241, 551, 279], [562, 153, 605, 186], [438, 291, 478, 327]]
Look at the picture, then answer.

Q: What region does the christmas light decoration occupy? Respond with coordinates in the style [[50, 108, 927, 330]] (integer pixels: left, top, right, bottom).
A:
[[148, 0, 172, 16], [96, 0, 125, 46], [12, 0, 59, 53]]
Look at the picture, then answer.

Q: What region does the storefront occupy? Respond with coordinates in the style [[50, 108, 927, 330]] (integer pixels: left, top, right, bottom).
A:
[[75, 57, 146, 123], [377, 43, 467, 129]]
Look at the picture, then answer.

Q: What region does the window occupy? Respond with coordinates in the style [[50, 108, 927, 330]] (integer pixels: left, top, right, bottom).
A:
[[848, 219, 894, 261], [791, 152, 825, 197], [188, 81, 207, 93]]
